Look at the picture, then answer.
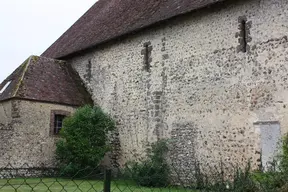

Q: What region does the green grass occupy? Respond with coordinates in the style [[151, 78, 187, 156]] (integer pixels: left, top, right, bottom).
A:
[[0, 178, 196, 192]]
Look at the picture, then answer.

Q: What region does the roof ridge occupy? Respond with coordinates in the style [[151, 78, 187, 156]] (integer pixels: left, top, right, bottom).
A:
[[12, 56, 33, 97]]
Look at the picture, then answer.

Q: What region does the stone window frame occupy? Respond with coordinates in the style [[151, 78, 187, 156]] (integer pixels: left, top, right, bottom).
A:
[[50, 110, 70, 136]]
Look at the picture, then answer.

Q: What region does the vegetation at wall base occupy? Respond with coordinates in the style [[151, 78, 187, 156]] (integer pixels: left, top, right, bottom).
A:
[[191, 161, 257, 192], [46, 112, 288, 191], [119, 135, 288, 191], [55, 105, 115, 178], [197, 134, 288, 192], [124, 139, 170, 187], [251, 137, 288, 192]]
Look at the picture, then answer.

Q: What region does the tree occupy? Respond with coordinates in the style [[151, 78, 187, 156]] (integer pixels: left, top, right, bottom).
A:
[[56, 105, 115, 177]]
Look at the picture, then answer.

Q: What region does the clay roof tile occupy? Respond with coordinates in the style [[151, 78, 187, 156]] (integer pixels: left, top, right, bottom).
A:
[[0, 56, 93, 106], [42, 0, 225, 58]]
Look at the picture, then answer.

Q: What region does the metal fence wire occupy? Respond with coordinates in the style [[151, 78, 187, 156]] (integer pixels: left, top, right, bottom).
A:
[[1, 161, 288, 192]]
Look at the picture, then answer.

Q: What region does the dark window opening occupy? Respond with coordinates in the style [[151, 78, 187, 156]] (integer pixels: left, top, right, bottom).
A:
[[54, 114, 66, 134], [241, 19, 247, 53], [144, 44, 150, 71], [86, 59, 92, 82], [141, 42, 152, 72]]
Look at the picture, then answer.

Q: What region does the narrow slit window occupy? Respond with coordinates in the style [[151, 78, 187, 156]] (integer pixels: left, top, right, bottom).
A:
[[241, 19, 247, 53], [144, 44, 150, 71], [141, 42, 152, 72], [85, 59, 92, 82]]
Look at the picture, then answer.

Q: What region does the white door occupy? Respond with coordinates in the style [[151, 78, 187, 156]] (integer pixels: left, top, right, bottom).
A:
[[260, 122, 281, 170]]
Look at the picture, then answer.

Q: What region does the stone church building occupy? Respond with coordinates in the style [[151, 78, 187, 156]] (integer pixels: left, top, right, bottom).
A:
[[1, 0, 288, 171]]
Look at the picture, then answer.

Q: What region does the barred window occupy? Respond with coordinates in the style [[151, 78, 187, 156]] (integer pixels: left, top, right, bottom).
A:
[[54, 115, 66, 134], [50, 110, 70, 136]]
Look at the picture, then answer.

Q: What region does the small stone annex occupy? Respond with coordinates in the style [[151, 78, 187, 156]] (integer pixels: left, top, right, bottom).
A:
[[0, 56, 92, 167], [1, 0, 288, 174]]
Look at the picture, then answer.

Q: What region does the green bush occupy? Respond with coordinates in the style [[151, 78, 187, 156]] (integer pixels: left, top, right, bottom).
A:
[[280, 135, 288, 172], [253, 171, 286, 191], [56, 105, 115, 177], [125, 140, 170, 187]]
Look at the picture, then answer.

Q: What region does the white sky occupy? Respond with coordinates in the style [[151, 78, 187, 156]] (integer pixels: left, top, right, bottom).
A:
[[0, 0, 96, 82]]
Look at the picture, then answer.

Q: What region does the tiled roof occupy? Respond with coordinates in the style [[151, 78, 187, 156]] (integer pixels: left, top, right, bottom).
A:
[[0, 56, 93, 106], [42, 0, 225, 59]]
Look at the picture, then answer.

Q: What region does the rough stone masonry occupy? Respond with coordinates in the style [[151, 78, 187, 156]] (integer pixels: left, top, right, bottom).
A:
[[67, 0, 288, 174], [0, 100, 76, 168]]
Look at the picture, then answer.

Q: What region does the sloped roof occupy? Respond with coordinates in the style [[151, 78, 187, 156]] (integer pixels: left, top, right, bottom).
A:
[[42, 0, 225, 59], [0, 56, 93, 106]]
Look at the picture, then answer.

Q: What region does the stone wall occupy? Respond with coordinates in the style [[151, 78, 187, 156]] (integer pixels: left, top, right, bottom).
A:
[[0, 101, 14, 167], [68, 0, 288, 172], [0, 100, 12, 126], [0, 167, 58, 179], [0, 99, 76, 168]]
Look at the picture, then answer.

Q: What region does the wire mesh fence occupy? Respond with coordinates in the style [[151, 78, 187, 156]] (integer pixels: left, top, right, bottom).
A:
[[1, 160, 288, 192], [0, 163, 104, 192], [0, 130, 288, 192], [0, 163, 200, 192]]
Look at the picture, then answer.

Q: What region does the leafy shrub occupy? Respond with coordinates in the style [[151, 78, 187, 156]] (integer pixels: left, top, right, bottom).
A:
[[125, 140, 170, 187], [253, 171, 286, 191], [279, 135, 288, 172], [56, 105, 115, 177]]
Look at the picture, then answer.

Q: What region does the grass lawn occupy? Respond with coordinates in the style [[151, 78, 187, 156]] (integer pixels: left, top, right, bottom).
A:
[[0, 178, 196, 192]]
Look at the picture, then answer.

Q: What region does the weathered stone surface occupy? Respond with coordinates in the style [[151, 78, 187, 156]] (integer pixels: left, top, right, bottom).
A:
[[66, 0, 288, 173], [0, 100, 76, 168]]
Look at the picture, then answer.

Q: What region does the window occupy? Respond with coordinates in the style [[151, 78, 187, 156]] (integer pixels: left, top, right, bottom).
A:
[[0, 81, 11, 94], [240, 19, 247, 53], [54, 114, 66, 134], [50, 110, 70, 136], [141, 42, 152, 72], [236, 16, 251, 53]]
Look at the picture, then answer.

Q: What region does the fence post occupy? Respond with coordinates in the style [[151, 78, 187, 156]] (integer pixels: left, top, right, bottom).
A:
[[104, 169, 111, 192]]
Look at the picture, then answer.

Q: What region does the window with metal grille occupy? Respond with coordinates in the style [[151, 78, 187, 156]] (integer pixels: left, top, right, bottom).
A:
[[54, 114, 66, 134]]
